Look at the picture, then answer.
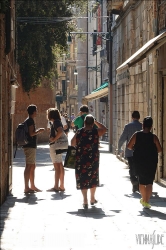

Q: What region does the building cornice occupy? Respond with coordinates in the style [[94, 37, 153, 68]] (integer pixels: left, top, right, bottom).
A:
[[112, 0, 142, 32]]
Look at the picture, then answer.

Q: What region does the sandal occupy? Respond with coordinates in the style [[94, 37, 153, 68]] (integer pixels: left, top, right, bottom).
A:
[[83, 204, 88, 209], [24, 188, 35, 194], [58, 187, 65, 192], [32, 188, 42, 192], [90, 200, 98, 205], [46, 188, 59, 192]]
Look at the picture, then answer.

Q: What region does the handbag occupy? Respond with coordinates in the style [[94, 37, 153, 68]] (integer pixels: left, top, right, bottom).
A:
[[64, 146, 76, 169], [54, 131, 68, 150]]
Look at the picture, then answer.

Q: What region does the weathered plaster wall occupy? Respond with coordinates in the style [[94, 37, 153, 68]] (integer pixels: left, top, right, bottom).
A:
[[13, 76, 56, 144]]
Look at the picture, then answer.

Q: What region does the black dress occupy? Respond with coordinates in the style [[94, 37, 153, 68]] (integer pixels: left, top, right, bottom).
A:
[[75, 128, 99, 190], [133, 131, 158, 184]]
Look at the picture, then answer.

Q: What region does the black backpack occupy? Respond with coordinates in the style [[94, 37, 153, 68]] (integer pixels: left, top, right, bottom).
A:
[[14, 120, 29, 158]]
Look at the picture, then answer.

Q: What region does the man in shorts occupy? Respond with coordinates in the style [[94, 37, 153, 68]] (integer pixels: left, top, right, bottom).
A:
[[23, 104, 45, 193]]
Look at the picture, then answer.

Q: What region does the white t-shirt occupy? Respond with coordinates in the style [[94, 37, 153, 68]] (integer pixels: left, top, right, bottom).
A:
[[47, 117, 67, 129], [61, 116, 67, 126]]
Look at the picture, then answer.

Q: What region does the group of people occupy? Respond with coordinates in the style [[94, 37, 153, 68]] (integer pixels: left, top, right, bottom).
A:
[[22, 104, 107, 209], [118, 111, 162, 209], [22, 104, 162, 210]]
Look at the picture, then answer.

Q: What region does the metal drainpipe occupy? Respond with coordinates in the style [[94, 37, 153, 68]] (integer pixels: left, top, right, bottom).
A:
[[86, 6, 88, 97], [154, 52, 159, 182], [154, 1, 159, 182], [108, 12, 113, 152]]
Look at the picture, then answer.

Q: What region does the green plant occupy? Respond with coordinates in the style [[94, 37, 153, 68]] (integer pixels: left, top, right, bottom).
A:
[[16, 0, 88, 92], [0, 0, 10, 13]]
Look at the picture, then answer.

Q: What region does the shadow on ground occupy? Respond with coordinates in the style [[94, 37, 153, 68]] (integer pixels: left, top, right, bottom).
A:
[[67, 206, 114, 219]]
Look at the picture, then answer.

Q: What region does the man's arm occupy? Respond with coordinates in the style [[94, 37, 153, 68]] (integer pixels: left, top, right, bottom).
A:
[[71, 115, 80, 127], [118, 125, 128, 152], [29, 125, 45, 136], [61, 116, 68, 130]]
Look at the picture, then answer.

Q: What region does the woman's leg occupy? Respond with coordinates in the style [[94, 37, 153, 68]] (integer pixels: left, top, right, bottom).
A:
[[145, 184, 152, 203], [90, 187, 96, 203], [59, 162, 65, 190], [139, 184, 146, 201], [81, 189, 88, 204], [139, 184, 152, 206], [54, 163, 61, 190]]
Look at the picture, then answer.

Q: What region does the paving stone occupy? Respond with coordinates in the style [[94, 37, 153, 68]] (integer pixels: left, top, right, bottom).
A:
[[1, 134, 166, 250]]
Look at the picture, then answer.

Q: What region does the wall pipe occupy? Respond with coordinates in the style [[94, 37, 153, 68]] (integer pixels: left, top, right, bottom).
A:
[[108, 11, 113, 152]]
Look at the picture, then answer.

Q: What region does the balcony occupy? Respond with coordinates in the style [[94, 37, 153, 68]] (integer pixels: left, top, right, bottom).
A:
[[107, 0, 123, 11]]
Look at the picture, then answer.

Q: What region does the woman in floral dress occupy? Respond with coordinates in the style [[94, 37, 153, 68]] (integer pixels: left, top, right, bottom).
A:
[[71, 114, 107, 208]]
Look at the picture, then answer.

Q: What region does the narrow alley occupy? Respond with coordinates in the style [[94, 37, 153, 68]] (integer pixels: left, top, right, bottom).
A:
[[0, 132, 166, 250]]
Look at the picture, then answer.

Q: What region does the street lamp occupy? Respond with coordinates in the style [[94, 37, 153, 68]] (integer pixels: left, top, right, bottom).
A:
[[74, 69, 78, 75], [67, 31, 110, 44]]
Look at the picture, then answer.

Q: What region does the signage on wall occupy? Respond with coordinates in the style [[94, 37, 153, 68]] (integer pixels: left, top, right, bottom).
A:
[[116, 69, 130, 82]]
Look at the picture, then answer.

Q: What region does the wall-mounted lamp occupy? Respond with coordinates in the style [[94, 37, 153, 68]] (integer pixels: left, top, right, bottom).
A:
[[10, 77, 19, 88], [67, 35, 72, 45], [74, 69, 78, 75], [67, 31, 111, 45]]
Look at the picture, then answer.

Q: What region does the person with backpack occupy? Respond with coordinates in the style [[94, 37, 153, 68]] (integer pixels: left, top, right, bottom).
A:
[[127, 116, 162, 209], [23, 104, 45, 193]]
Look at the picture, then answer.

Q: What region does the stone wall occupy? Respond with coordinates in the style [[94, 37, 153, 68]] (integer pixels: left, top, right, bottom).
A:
[[112, 0, 155, 153], [13, 75, 56, 144], [0, 12, 13, 204]]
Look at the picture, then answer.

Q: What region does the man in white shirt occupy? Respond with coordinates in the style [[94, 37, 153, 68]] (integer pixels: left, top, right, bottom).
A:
[[60, 111, 68, 130]]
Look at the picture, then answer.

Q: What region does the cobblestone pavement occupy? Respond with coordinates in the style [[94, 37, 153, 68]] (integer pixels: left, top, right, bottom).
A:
[[0, 131, 166, 250]]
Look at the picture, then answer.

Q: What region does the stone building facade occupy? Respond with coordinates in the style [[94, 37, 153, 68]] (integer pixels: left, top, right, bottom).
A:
[[0, 0, 16, 204], [108, 0, 166, 184]]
